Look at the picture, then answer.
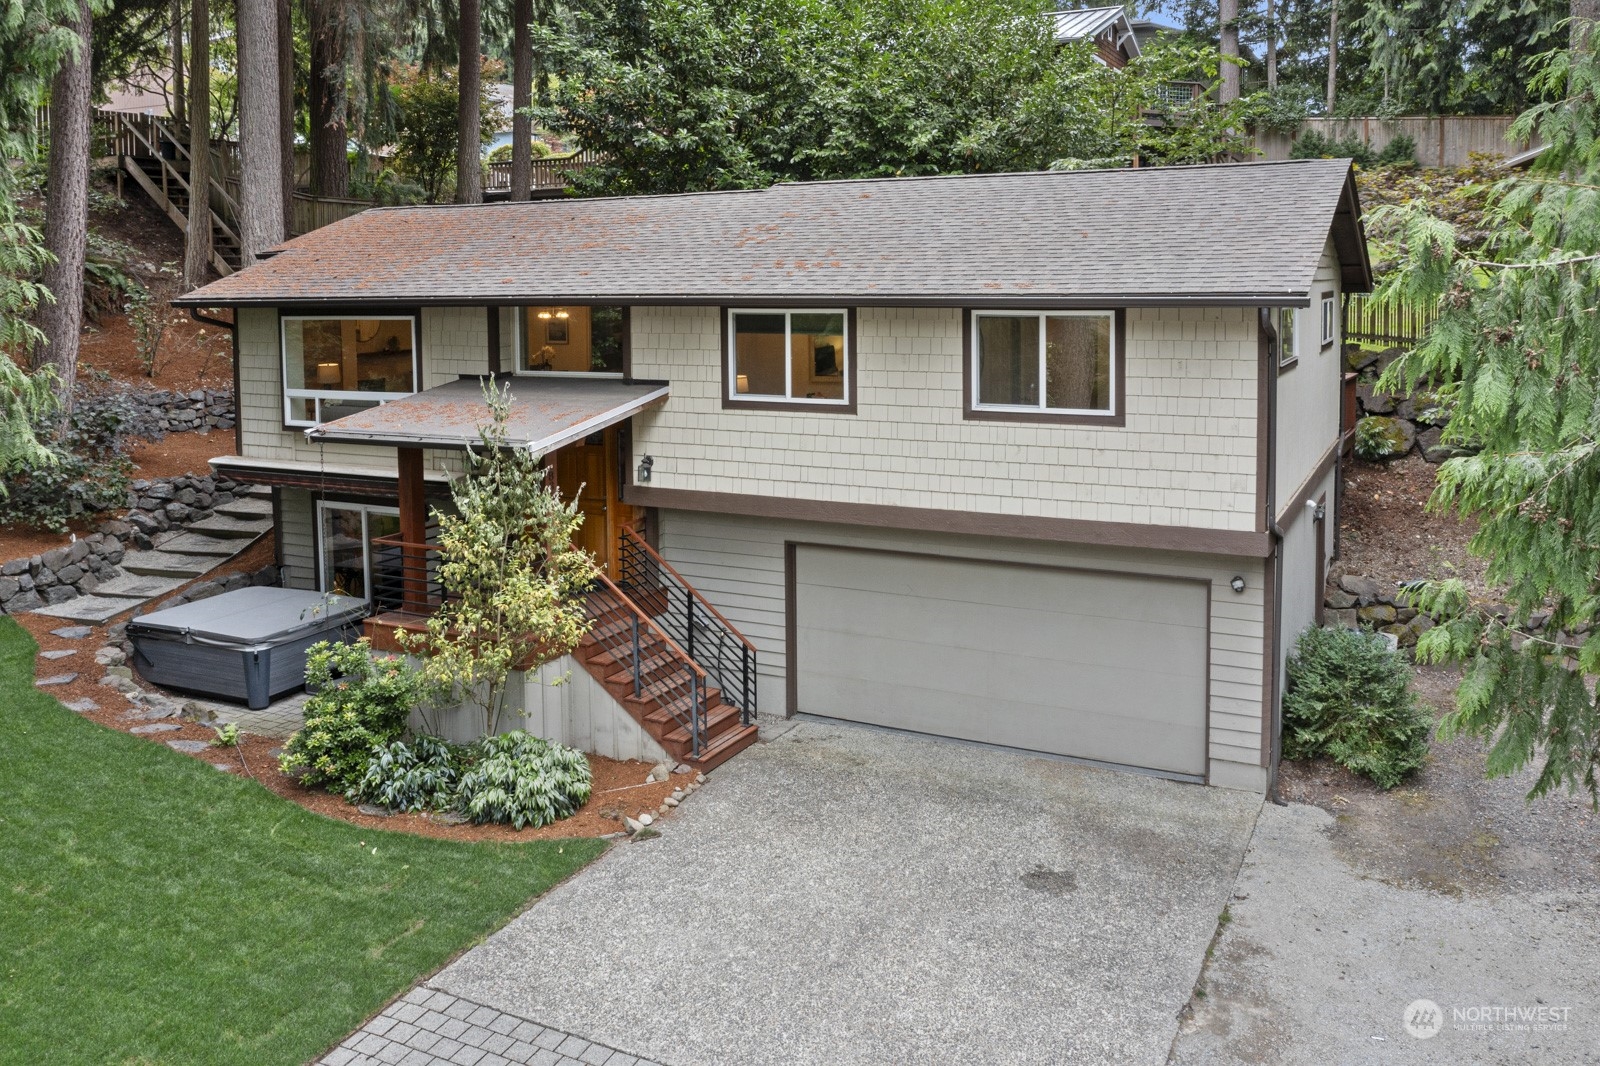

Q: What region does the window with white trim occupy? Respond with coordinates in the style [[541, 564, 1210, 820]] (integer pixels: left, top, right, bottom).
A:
[[282, 315, 418, 427], [727, 309, 848, 404], [972, 310, 1115, 415], [1320, 294, 1337, 348], [1277, 307, 1298, 369], [317, 501, 400, 605]]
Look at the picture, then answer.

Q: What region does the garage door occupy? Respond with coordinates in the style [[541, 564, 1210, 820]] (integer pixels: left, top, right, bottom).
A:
[[794, 546, 1209, 777]]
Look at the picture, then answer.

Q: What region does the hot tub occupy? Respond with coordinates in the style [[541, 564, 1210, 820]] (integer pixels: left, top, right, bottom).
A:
[[128, 587, 368, 709]]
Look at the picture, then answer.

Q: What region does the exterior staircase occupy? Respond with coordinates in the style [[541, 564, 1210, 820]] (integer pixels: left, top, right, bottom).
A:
[[106, 111, 245, 276], [571, 527, 760, 770]]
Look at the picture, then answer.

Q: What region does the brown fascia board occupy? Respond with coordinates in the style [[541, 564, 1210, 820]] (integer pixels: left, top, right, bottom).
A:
[[171, 291, 1320, 311]]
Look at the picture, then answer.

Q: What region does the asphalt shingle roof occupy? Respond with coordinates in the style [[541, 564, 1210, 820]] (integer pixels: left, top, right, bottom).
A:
[[177, 160, 1370, 310]]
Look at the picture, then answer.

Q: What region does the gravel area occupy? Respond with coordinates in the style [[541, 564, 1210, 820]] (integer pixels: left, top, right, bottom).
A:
[[1174, 662, 1600, 1065], [435, 720, 1262, 1066]]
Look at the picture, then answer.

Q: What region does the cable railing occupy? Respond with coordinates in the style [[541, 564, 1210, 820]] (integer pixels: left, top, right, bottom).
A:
[[584, 571, 710, 758], [614, 526, 757, 725]]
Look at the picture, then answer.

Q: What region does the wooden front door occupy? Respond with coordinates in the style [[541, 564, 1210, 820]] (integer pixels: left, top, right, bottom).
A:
[[551, 424, 638, 574]]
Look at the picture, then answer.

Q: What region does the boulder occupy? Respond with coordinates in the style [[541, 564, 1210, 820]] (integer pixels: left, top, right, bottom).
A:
[[6, 590, 43, 612], [67, 539, 91, 563], [1356, 380, 1398, 416], [1324, 589, 1358, 610], [43, 585, 78, 605], [0, 577, 17, 601], [1339, 573, 1383, 606], [41, 546, 72, 571], [145, 482, 175, 501], [1418, 425, 1476, 465], [1381, 622, 1416, 648], [1356, 416, 1415, 460], [1358, 604, 1398, 626], [56, 564, 84, 585]]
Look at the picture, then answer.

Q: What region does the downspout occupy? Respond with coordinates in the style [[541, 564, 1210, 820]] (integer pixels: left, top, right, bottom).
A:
[[1261, 308, 1288, 807], [188, 306, 239, 456]]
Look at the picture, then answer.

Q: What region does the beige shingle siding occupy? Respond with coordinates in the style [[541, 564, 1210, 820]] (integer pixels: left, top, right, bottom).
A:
[[656, 509, 1268, 790], [1273, 241, 1343, 508], [236, 306, 477, 478], [630, 305, 1260, 530]]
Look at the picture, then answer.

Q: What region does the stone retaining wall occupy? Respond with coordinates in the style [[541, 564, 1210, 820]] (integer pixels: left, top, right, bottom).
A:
[[1351, 347, 1472, 465], [121, 385, 236, 435]]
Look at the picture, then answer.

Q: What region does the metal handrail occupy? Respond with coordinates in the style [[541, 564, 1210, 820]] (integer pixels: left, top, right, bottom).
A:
[[585, 570, 709, 756], [615, 526, 758, 724]]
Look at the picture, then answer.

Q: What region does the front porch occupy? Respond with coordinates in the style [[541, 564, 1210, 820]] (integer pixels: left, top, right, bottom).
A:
[[296, 373, 758, 772]]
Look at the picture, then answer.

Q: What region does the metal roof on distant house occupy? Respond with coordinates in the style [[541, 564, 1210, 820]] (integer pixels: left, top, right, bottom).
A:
[[1050, 6, 1140, 54], [176, 160, 1371, 311]]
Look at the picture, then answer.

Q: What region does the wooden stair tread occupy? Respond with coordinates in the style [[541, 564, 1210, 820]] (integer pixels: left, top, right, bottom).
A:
[[687, 724, 760, 772]]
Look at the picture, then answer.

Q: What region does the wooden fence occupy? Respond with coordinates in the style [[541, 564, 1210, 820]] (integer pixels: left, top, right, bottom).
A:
[[1343, 292, 1436, 347], [485, 149, 601, 193], [1255, 115, 1535, 167]]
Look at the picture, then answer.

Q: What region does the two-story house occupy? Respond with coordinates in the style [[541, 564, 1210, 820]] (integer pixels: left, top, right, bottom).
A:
[[175, 159, 1369, 791]]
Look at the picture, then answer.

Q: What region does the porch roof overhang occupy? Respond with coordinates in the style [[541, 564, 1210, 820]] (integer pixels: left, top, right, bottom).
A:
[[303, 375, 669, 453]]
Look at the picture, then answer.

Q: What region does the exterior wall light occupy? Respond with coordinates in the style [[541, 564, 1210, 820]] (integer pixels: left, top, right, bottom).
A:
[[1230, 576, 1246, 594], [637, 455, 654, 483]]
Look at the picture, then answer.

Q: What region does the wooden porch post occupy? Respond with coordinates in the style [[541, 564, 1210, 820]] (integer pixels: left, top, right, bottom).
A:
[[397, 446, 427, 613]]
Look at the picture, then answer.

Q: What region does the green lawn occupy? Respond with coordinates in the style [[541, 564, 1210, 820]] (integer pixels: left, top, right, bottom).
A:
[[0, 618, 605, 1066]]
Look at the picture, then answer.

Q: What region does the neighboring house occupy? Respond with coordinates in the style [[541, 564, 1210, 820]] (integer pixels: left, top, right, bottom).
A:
[[176, 159, 1370, 791], [1050, 6, 1141, 68]]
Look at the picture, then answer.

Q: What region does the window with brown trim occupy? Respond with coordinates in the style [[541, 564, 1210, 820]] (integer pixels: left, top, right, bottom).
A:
[[969, 310, 1118, 419], [725, 308, 849, 406]]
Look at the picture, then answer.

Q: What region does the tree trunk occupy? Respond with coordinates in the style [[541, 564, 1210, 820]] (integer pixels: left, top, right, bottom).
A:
[[308, 0, 349, 197], [509, 0, 532, 202], [182, 0, 212, 291], [1218, 0, 1240, 104], [1326, 0, 1339, 114], [1265, 0, 1277, 91], [38, 0, 93, 411], [170, 0, 186, 127], [238, 0, 285, 266], [456, 0, 483, 204], [278, 0, 295, 229], [1576, 0, 1598, 51]]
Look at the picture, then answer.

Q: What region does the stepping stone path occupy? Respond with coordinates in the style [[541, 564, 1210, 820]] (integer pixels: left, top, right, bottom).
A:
[[40, 649, 77, 660], [166, 740, 211, 754], [63, 698, 99, 713], [31, 509, 271, 624], [50, 626, 92, 639], [129, 722, 181, 735], [35, 673, 78, 687]]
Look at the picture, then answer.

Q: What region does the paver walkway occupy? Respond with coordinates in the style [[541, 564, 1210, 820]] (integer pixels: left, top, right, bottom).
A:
[[320, 987, 668, 1066]]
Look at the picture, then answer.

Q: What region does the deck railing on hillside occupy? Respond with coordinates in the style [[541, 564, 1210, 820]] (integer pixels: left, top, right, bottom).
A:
[[1344, 291, 1437, 348]]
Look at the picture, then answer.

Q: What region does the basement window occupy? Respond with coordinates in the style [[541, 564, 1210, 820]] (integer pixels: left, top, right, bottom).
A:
[[282, 314, 419, 427]]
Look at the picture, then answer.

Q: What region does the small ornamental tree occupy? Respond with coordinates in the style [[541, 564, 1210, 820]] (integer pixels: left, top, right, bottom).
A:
[[1376, 33, 1600, 802], [402, 381, 595, 736]]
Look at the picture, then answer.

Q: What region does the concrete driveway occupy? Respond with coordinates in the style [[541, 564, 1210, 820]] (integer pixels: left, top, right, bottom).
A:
[[432, 721, 1261, 1065]]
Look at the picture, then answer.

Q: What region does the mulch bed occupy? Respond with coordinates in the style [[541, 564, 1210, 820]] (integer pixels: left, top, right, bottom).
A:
[[14, 547, 692, 845]]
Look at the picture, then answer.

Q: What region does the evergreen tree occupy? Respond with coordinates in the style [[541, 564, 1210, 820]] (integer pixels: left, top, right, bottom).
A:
[[1379, 30, 1600, 800]]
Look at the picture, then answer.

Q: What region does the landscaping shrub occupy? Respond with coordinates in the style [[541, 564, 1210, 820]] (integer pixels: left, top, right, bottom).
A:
[[279, 641, 429, 790], [1376, 133, 1418, 166], [0, 389, 136, 531], [455, 731, 592, 829], [1290, 130, 1375, 166], [1283, 626, 1431, 788], [345, 734, 460, 812]]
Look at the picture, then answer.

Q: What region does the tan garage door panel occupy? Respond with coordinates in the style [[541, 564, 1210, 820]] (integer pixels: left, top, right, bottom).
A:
[[795, 546, 1208, 776]]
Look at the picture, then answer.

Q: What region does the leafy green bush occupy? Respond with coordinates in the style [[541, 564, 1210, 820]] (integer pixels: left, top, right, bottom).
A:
[[455, 731, 592, 829], [1354, 415, 1408, 461], [1376, 133, 1418, 166], [1283, 626, 1431, 788], [279, 641, 429, 791], [0, 390, 136, 531], [486, 140, 553, 164], [1291, 130, 1375, 166], [346, 734, 460, 812]]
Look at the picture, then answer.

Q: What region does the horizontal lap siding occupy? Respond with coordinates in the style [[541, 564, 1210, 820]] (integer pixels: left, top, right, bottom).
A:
[[657, 509, 1267, 787], [278, 487, 317, 590], [630, 305, 1260, 531]]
